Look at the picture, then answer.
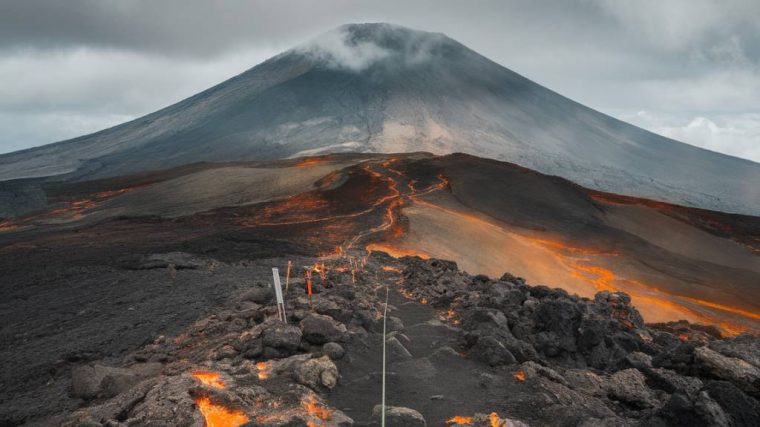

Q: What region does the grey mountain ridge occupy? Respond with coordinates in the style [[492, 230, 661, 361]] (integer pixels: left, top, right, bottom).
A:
[[1, 23, 759, 214]]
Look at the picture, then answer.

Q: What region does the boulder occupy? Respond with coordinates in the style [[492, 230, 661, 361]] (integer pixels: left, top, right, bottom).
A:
[[387, 316, 405, 333], [241, 286, 273, 304], [658, 391, 729, 427], [702, 381, 760, 426], [471, 336, 516, 366], [72, 365, 139, 399], [262, 322, 302, 357], [386, 336, 413, 360], [519, 361, 567, 385], [644, 368, 703, 398], [128, 252, 208, 270], [372, 405, 426, 427], [606, 368, 658, 408], [710, 334, 760, 368], [299, 313, 346, 344], [293, 356, 339, 390], [322, 342, 345, 360], [694, 346, 760, 395]]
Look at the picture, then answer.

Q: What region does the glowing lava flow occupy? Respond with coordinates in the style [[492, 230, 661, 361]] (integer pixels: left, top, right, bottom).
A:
[[192, 371, 226, 389], [351, 161, 449, 254], [446, 415, 474, 425], [445, 412, 510, 427], [302, 394, 332, 426], [191, 371, 250, 427], [0, 185, 144, 231], [360, 163, 758, 335], [195, 397, 249, 427], [525, 236, 755, 335], [256, 361, 271, 380]]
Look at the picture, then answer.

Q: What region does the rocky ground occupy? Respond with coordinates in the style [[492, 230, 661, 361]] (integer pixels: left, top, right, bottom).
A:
[[6, 250, 758, 426]]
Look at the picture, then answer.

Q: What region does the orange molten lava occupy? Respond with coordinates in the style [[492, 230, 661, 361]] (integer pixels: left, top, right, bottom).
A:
[[256, 361, 271, 380], [525, 236, 754, 335], [195, 396, 249, 427], [441, 308, 461, 325], [680, 296, 760, 322], [303, 394, 332, 426], [192, 371, 226, 389], [366, 243, 430, 259], [489, 412, 504, 427], [445, 415, 474, 424], [514, 370, 526, 382], [381, 265, 402, 273], [295, 157, 328, 168]]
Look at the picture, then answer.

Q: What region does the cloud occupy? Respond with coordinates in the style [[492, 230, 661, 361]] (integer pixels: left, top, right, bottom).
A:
[[296, 26, 392, 71], [0, 110, 133, 153], [295, 24, 447, 71], [0, 46, 275, 153], [621, 111, 760, 162]]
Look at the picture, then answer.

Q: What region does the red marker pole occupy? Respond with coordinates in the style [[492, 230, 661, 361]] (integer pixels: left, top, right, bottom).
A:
[[305, 269, 313, 309]]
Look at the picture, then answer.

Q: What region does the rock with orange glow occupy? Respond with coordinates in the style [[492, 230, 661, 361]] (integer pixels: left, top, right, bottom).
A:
[[63, 375, 204, 427], [517, 361, 567, 386]]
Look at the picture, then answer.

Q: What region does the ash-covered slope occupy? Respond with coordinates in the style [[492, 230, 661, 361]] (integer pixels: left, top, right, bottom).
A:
[[1, 23, 759, 214]]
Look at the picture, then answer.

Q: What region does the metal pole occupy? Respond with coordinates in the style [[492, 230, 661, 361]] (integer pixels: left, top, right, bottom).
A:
[[381, 285, 389, 427], [272, 268, 286, 322]]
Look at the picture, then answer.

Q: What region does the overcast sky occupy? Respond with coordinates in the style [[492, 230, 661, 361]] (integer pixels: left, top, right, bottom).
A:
[[1, 0, 758, 162]]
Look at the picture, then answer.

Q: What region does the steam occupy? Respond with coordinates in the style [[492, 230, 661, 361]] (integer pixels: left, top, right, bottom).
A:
[[300, 28, 391, 71], [295, 23, 448, 72]]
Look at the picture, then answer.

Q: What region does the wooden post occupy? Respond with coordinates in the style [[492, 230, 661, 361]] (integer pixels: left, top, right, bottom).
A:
[[285, 260, 292, 294]]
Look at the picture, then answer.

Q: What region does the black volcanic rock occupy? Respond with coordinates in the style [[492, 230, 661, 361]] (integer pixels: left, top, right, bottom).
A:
[[299, 313, 346, 344], [262, 321, 303, 357], [7, 252, 760, 426]]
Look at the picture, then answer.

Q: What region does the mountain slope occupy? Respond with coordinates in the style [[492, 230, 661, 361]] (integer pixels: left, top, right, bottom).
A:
[[1, 23, 759, 214]]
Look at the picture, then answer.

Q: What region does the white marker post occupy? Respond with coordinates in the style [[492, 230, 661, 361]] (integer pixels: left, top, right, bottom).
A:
[[272, 268, 286, 322]]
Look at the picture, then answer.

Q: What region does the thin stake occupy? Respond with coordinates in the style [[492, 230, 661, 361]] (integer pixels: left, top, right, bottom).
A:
[[285, 260, 292, 294], [272, 268, 286, 322], [381, 284, 389, 427], [305, 269, 313, 309]]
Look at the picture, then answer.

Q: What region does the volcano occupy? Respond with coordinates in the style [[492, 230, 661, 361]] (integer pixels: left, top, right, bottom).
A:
[[1, 23, 759, 215]]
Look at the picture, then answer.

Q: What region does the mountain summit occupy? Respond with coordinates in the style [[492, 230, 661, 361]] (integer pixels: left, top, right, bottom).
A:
[[1, 23, 759, 214]]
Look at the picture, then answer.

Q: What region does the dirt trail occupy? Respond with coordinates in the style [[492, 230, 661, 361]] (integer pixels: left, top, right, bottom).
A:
[[329, 279, 527, 425]]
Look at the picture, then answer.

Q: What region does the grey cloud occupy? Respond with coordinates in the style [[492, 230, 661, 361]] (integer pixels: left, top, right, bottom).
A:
[[295, 23, 448, 71]]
